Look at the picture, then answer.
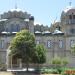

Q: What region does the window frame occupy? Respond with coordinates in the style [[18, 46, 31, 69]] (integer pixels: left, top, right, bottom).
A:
[[59, 40, 63, 48], [36, 40, 40, 45], [47, 40, 52, 48], [70, 40, 75, 48]]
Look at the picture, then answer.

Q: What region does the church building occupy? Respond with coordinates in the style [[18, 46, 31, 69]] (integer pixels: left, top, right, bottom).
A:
[[0, 4, 75, 68]]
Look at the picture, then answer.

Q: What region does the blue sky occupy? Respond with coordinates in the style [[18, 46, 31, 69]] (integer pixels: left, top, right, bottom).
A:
[[0, 0, 75, 26]]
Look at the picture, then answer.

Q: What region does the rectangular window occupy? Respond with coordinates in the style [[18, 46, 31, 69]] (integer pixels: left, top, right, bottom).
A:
[[16, 24, 20, 32], [11, 24, 20, 32], [47, 40, 51, 48], [73, 15, 75, 19], [36, 40, 40, 44], [0, 40, 4, 49], [59, 40, 63, 48], [70, 40, 75, 47], [70, 29, 74, 33], [69, 15, 72, 19]]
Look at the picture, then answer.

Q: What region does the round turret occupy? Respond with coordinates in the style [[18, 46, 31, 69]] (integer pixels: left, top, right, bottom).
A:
[[61, 6, 75, 24], [29, 16, 34, 21]]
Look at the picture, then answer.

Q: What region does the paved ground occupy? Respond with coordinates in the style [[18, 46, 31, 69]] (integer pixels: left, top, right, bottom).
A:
[[0, 72, 40, 75], [0, 72, 13, 75], [0, 72, 60, 75]]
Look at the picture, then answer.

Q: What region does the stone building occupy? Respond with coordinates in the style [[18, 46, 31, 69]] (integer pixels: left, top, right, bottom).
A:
[[0, 5, 75, 68]]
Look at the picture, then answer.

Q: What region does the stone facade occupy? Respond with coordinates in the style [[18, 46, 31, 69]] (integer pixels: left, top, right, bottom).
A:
[[0, 6, 75, 67]]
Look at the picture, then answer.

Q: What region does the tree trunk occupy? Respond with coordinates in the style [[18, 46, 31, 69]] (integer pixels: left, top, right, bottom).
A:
[[26, 63, 29, 72]]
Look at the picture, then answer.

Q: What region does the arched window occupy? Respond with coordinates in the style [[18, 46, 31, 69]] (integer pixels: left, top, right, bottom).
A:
[[68, 13, 75, 24], [6, 24, 20, 32], [11, 24, 20, 32], [59, 40, 63, 48], [47, 40, 51, 48], [70, 40, 75, 47]]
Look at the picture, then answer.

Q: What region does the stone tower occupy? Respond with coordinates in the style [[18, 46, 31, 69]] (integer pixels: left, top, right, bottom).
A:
[[61, 6, 75, 35]]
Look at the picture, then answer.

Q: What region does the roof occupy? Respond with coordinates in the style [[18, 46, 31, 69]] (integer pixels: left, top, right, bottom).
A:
[[24, 19, 29, 22], [35, 31, 41, 34], [53, 29, 64, 35], [0, 19, 8, 22], [12, 32, 17, 34], [42, 30, 51, 34], [63, 6, 75, 13], [9, 8, 24, 12], [1, 31, 10, 34]]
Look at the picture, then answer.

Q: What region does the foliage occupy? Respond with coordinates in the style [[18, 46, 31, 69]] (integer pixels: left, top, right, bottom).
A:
[[62, 58, 68, 66], [40, 68, 59, 74], [10, 29, 46, 65], [35, 67, 75, 74], [51, 57, 62, 65], [71, 46, 75, 55], [32, 44, 46, 64], [51, 57, 68, 74], [61, 68, 75, 75], [10, 29, 36, 63], [51, 57, 68, 66]]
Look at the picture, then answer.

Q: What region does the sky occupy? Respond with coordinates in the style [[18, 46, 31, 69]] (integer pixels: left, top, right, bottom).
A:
[[0, 0, 75, 26]]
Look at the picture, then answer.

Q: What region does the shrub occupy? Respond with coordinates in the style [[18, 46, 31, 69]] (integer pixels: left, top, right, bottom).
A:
[[40, 68, 59, 74], [51, 57, 68, 68], [62, 59, 68, 66], [51, 57, 61, 65]]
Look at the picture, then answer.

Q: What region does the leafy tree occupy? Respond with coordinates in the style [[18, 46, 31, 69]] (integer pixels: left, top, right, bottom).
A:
[[10, 30, 36, 71], [9, 30, 46, 71], [32, 44, 46, 64]]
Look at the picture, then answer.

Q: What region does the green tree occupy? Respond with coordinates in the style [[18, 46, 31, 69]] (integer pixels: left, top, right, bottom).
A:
[[10, 30, 36, 71], [32, 44, 46, 64], [9, 30, 46, 71]]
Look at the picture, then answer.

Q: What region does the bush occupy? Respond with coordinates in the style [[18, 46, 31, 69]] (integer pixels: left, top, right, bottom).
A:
[[51, 57, 68, 68], [34, 68, 41, 73], [40, 68, 59, 74], [50, 69, 59, 74], [57, 67, 63, 74], [51, 57, 61, 65], [62, 59, 68, 66], [0, 64, 7, 71], [61, 68, 75, 75]]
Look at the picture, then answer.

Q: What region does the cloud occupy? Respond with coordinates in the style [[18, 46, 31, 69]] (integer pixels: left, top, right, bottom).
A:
[[34, 21, 42, 25]]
